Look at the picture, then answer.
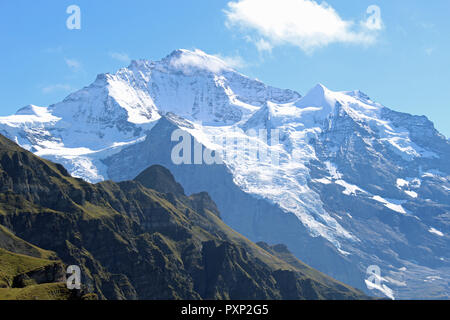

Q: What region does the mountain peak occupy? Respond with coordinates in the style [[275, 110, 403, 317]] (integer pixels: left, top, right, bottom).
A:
[[164, 48, 201, 59], [296, 83, 334, 109], [134, 165, 185, 196], [313, 83, 328, 91], [161, 48, 233, 74], [125, 49, 235, 75], [15, 105, 46, 116], [127, 58, 155, 72], [164, 48, 216, 61], [306, 83, 328, 96]]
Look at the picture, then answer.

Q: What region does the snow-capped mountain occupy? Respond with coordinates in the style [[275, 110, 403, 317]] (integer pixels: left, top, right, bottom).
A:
[[0, 49, 299, 181], [1, 49, 449, 299]]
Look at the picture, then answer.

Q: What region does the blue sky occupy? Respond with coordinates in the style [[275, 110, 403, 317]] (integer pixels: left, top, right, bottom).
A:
[[0, 0, 449, 137]]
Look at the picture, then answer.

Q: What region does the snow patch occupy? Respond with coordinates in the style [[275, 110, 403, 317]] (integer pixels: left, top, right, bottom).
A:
[[325, 162, 342, 180], [372, 196, 408, 214], [312, 178, 332, 184], [404, 190, 418, 198], [365, 278, 395, 300], [429, 228, 444, 237], [396, 178, 409, 188], [335, 180, 365, 196]]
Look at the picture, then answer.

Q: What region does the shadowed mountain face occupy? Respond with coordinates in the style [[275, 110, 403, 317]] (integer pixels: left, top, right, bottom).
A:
[[135, 165, 186, 196], [0, 134, 367, 300], [104, 112, 450, 299]]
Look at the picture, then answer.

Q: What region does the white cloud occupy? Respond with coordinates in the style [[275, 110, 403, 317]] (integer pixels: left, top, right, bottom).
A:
[[171, 50, 227, 73], [170, 49, 246, 73], [42, 84, 73, 94], [225, 0, 384, 53], [65, 58, 82, 70], [419, 22, 435, 30], [109, 52, 131, 63], [213, 53, 247, 69], [362, 5, 383, 31], [255, 39, 273, 52], [44, 46, 63, 54]]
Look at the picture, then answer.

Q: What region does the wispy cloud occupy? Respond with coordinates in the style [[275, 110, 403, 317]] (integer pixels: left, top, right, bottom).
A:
[[254, 39, 273, 52], [213, 53, 247, 69], [419, 22, 435, 30], [425, 47, 435, 56], [224, 0, 384, 53], [42, 84, 74, 94], [44, 46, 63, 54], [169, 49, 247, 73], [65, 58, 82, 71], [109, 52, 131, 63]]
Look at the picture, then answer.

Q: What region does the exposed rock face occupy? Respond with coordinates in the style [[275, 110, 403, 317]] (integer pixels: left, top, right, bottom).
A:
[[135, 164, 186, 196], [188, 192, 222, 220], [12, 262, 66, 288], [104, 106, 450, 299], [0, 134, 366, 300]]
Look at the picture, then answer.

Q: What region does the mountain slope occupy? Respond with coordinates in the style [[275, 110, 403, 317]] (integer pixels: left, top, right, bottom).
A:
[[0, 224, 83, 300], [0, 133, 366, 300], [103, 85, 450, 299], [0, 49, 448, 299]]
